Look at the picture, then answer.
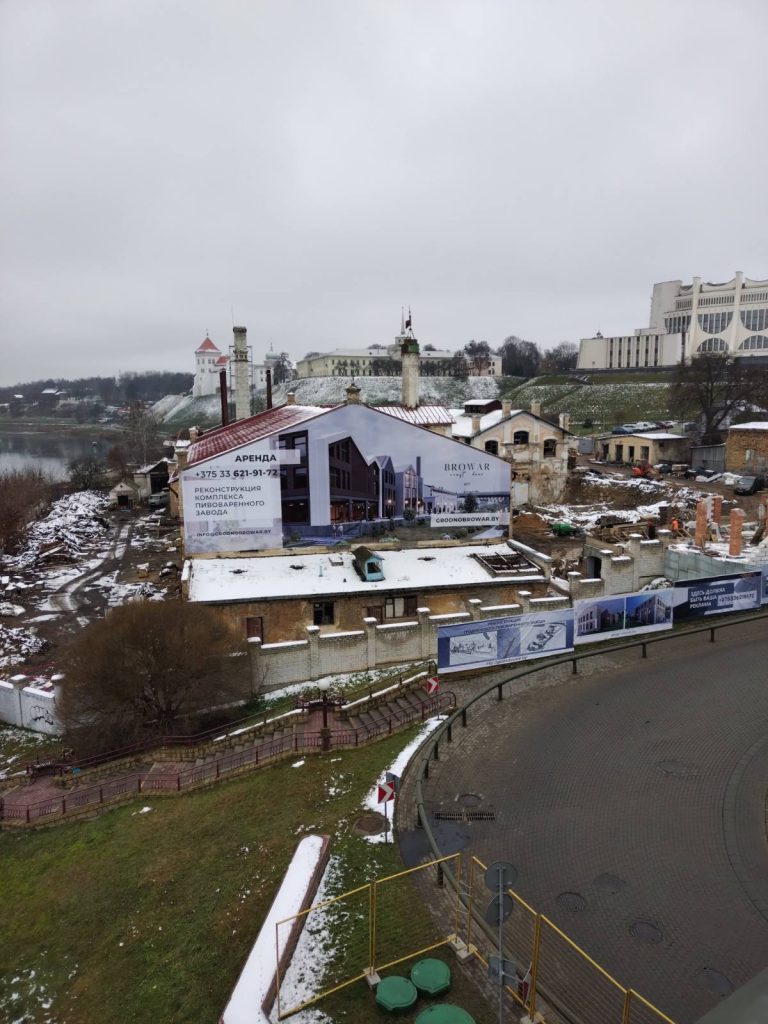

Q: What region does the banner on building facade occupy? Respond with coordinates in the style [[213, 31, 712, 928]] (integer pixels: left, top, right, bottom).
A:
[[762, 567, 768, 605], [181, 442, 297, 554], [182, 403, 511, 553], [437, 610, 575, 673], [672, 572, 763, 620], [574, 589, 674, 644]]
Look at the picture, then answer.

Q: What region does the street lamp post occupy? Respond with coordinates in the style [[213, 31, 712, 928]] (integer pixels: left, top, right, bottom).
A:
[[318, 679, 331, 751]]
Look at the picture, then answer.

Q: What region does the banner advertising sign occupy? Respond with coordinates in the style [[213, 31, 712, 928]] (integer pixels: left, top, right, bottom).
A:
[[672, 571, 763, 620], [181, 442, 298, 554], [762, 567, 768, 606], [437, 610, 575, 673], [430, 512, 505, 529], [574, 589, 674, 644], [182, 403, 511, 553]]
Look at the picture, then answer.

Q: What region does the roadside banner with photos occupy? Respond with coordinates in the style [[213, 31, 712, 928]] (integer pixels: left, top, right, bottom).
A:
[[574, 589, 674, 644], [672, 571, 763, 620], [762, 566, 768, 605], [437, 610, 575, 673]]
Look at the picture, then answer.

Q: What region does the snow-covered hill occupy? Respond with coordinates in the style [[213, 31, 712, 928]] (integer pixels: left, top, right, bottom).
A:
[[273, 375, 501, 407]]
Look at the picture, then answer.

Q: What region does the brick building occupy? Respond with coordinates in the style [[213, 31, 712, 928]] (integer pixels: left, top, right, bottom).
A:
[[725, 422, 768, 473]]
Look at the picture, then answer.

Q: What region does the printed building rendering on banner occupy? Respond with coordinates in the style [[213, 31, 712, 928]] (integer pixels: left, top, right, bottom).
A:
[[574, 590, 673, 644], [182, 403, 511, 553], [672, 572, 763, 619], [437, 610, 575, 673]]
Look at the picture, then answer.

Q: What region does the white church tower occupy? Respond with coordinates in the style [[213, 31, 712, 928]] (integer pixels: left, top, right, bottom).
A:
[[193, 335, 228, 398]]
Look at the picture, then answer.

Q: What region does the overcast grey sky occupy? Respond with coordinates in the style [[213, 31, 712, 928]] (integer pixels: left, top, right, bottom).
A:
[[1, 0, 766, 385]]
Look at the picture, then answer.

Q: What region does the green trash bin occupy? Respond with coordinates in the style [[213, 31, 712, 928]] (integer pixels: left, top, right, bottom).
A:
[[414, 1005, 476, 1024], [375, 975, 418, 1014], [410, 958, 452, 997]]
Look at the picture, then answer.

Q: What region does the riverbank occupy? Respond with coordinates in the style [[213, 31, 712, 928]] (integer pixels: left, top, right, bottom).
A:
[[0, 418, 119, 437]]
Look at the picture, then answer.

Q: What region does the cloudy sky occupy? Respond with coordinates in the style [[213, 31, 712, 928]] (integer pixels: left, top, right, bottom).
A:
[[1, 0, 766, 385]]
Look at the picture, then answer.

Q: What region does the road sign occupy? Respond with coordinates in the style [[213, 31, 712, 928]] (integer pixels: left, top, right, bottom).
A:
[[426, 676, 440, 695], [488, 955, 517, 983], [485, 892, 514, 926], [377, 780, 396, 803], [484, 861, 518, 893], [385, 771, 400, 790]]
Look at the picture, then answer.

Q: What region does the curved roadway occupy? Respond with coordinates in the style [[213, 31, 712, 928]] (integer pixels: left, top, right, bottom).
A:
[[412, 622, 768, 1024]]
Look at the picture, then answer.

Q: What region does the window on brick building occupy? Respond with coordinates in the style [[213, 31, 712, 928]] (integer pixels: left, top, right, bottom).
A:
[[244, 616, 263, 640], [313, 601, 334, 626]]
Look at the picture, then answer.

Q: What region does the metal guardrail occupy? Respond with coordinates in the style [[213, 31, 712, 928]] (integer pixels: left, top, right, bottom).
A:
[[413, 608, 768, 1024]]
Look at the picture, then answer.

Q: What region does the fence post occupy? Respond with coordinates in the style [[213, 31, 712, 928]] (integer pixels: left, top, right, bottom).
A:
[[710, 626, 716, 643], [621, 989, 632, 1024], [461, 708, 467, 728], [572, 658, 579, 674], [528, 914, 542, 1017], [497, 683, 503, 701], [433, 742, 439, 761], [641, 643, 647, 659], [447, 723, 452, 742], [437, 861, 444, 887], [369, 882, 377, 975]]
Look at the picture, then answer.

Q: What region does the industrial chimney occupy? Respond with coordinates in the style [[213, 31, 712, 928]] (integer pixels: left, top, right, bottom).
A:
[[232, 326, 250, 421]]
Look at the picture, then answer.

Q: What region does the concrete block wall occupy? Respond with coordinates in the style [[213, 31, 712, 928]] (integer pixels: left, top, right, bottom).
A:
[[0, 678, 61, 735]]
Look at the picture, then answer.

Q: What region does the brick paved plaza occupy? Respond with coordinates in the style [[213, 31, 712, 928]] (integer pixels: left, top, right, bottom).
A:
[[410, 622, 768, 1024]]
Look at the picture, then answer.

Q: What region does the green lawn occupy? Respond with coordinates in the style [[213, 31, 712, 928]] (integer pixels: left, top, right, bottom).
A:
[[0, 727, 491, 1024]]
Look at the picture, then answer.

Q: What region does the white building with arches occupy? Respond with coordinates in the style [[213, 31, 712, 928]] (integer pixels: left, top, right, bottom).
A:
[[577, 272, 768, 371]]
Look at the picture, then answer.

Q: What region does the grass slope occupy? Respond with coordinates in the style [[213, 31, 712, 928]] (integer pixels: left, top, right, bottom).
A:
[[505, 376, 672, 427], [0, 729, 491, 1024]]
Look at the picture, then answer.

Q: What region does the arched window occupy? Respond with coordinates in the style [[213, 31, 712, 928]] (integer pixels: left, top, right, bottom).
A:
[[543, 439, 557, 458], [697, 337, 728, 353], [513, 430, 529, 445], [484, 440, 499, 455], [741, 309, 768, 332], [738, 335, 768, 351]]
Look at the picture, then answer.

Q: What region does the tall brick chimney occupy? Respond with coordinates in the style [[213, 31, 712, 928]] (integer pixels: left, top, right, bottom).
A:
[[232, 326, 250, 421], [729, 508, 745, 556]]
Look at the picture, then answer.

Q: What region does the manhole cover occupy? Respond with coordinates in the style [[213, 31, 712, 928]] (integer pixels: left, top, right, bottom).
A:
[[593, 873, 627, 894], [697, 968, 734, 997], [655, 760, 696, 778], [556, 892, 586, 912], [354, 813, 386, 835], [458, 792, 483, 807], [629, 920, 663, 944]]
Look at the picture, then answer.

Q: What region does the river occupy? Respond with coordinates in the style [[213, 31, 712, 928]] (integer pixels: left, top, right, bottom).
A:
[[0, 426, 115, 481]]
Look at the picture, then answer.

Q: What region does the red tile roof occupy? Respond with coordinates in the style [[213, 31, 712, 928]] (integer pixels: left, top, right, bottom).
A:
[[214, 354, 229, 365], [187, 404, 333, 465], [196, 336, 219, 353]]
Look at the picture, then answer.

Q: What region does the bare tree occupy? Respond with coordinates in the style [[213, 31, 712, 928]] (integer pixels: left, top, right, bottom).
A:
[[0, 468, 50, 555], [670, 353, 766, 442], [542, 342, 578, 374], [58, 601, 250, 755], [122, 402, 162, 466], [463, 340, 492, 375], [498, 336, 542, 377]]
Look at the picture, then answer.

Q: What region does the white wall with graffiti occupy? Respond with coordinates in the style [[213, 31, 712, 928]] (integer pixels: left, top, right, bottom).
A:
[[0, 678, 61, 735]]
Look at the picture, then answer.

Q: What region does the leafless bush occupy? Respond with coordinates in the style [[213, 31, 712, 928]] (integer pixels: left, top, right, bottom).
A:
[[0, 468, 51, 555]]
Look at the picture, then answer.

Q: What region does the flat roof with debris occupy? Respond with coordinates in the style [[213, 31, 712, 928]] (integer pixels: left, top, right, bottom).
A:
[[186, 542, 545, 604]]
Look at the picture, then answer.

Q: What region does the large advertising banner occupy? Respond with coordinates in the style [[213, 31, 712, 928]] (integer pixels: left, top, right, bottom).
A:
[[574, 590, 674, 644], [762, 567, 768, 606], [181, 442, 299, 554], [437, 610, 575, 673], [672, 572, 763, 620], [183, 403, 511, 553]]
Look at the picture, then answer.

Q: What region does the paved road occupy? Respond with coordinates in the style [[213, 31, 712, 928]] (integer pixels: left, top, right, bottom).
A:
[[410, 623, 768, 1024]]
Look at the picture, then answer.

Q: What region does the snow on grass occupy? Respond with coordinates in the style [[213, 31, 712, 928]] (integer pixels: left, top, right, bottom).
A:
[[273, 375, 500, 408], [361, 714, 449, 844], [221, 835, 327, 1024], [0, 624, 46, 668]]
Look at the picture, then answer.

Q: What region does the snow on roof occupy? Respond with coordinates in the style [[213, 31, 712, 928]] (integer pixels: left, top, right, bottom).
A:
[[187, 543, 544, 604], [187, 404, 329, 465], [196, 336, 219, 353], [451, 409, 505, 436], [626, 431, 686, 440], [374, 405, 455, 426], [728, 421, 768, 431]]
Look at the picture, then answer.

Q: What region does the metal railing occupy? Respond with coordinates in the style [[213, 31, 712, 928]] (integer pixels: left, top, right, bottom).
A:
[[413, 610, 768, 1024], [2, 689, 455, 825]]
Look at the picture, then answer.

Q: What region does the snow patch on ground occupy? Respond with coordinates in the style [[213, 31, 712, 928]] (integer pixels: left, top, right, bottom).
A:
[[0, 624, 46, 668], [7, 491, 110, 570]]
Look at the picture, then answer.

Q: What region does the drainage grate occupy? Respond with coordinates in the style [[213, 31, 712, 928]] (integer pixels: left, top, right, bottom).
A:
[[434, 810, 496, 822]]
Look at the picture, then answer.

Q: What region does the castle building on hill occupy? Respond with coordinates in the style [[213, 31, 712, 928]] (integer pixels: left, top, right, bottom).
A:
[[192, 335, 279, 398]]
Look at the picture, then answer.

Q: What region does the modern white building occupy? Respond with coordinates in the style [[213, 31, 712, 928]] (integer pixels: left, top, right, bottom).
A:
[[577, 272, 768, 371]]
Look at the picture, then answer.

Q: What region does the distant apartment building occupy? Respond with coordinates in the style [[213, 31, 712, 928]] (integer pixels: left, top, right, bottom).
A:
[[577, 272, 768, 371]]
